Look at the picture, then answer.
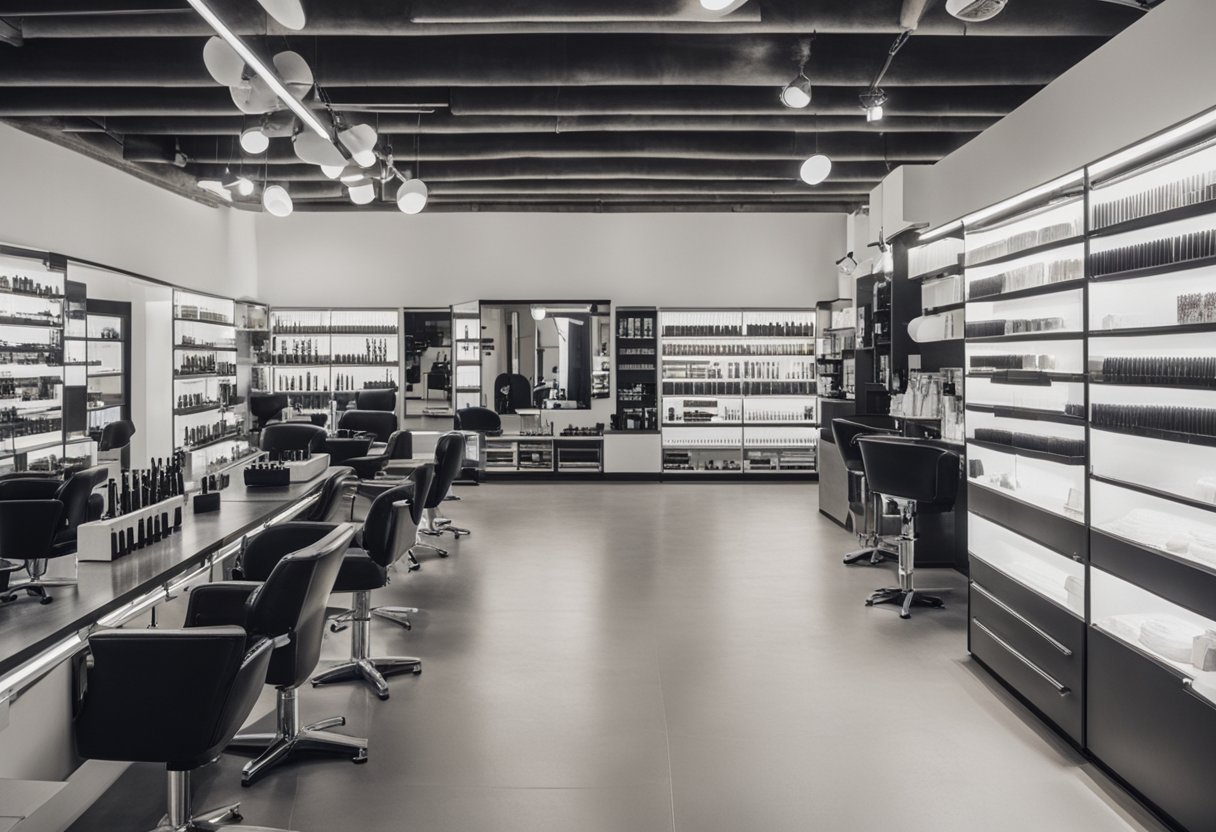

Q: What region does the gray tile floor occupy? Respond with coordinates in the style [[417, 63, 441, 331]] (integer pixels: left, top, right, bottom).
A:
[[70, 483, 1169, 832]]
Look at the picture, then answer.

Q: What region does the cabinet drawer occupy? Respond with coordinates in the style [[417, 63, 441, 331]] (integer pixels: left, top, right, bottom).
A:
[[969, 581, 1083, 695], [969, 557, 1084, 653], [970, 614, 1082, 744], [1089, 630, 1216, 832]]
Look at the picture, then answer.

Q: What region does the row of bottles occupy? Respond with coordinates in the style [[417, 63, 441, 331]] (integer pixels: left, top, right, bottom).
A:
[[0, 274, 62, 298], [182, 418, 241, 451], [105, 453, 186, 519], [177, 354, 236, 376]]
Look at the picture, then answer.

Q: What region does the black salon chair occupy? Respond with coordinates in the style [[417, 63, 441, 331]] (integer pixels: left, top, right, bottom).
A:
[[492, 373, 532, 414], [454, 406, 502, 436], [337, 409, 397, 443], [75, 627, 277, 832], [98, 419, 136, 452], [355, 388, 396, 412], [856, 436, 960, 619], [260, 422, 327, 460], [249, 393, 289, 432], [831, 417, 900, 566], [301, 467, 357, 523], [186, 522, 362, 786], [0, 500, 65, 604], [0, 464, 107, 555], [414, 432, 469, 557], [344, 430, 414, 481], [310, 482, 425, 699]]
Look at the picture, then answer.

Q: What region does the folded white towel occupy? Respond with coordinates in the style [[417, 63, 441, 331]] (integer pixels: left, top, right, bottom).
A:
[[1140, 616, 1204, 664], [1097, 615, 1141, 645]]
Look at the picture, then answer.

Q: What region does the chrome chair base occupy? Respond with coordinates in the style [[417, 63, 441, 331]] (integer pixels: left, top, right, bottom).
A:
[[152, 770, 296, 832], [371, 605, 418, 630], [1, 576, 77, 605], [410, 541, 448, 559], [313, 591, 421, 700], [865, 587, 945, 620], [842, 547, 895, 566], [228, 688, 366, 786]]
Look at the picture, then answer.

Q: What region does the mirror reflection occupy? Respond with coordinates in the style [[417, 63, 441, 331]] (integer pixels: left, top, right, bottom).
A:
[[480, 302, 611, 411]]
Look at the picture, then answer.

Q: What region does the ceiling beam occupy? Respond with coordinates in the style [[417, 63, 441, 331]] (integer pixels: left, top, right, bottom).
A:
[[0, 35, 1109, 87], [286, 201, 862, 214], [0, 85, 1039, 117], [187, 159, 895, 183], [159, 131, 977, 164], [9, 0, 1140, 37], [275, 180, 875, 199], [65, 114, 998, 135]]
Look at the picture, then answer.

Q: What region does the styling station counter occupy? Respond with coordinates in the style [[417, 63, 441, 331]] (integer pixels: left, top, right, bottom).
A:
[[0, 466, 338, 831]]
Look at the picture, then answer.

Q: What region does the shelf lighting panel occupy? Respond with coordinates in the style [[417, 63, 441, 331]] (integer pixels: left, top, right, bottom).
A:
[[969, 512, 1085, 617], [1089, 264, 1216, 332], [966, 440, 1086, 520], [1088, 210, 1216, 254], [1092, 478, 1216, 576], [1091, 428, 1216, 508]]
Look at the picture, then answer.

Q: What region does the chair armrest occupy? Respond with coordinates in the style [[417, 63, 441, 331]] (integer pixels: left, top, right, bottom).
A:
[[184, 582, 261, 628], [0, 478, 63, 500], [325, 437, 375, 465]]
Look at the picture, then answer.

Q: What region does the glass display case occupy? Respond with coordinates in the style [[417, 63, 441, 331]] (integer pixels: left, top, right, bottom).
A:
[[614, 307, 658, 431], [659, 308, 816, 475]]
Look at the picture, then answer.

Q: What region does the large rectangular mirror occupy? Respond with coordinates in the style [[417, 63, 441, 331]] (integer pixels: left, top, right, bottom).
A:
[[480, 301, 611, 412]]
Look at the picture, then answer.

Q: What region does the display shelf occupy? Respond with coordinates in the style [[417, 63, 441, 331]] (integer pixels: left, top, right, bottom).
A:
[[1090, 201, 1216, 239], [922, 301, 967, 316], [965, 331, 1082, 344], [1091, 427, 1216, 509], [967, 438, 1085, 466], [1089, 320, 1216, 338], [964, 403, 1085, 426], [969, 513, 1085, 617], [965, 370, 1086, 386]]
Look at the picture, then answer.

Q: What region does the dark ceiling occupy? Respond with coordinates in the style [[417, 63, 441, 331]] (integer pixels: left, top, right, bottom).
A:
[[0, 0, 1155, 213]]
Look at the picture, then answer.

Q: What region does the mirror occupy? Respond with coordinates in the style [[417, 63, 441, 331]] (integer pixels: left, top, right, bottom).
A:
[[403, 309, 452, 404], [480, 302, 611, 411]]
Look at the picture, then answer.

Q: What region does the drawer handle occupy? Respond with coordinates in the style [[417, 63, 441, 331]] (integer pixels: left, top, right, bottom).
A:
[[972, 618, 1071, 696], [1182, 679, 1216, 714], [971, 581, 1074, 657]]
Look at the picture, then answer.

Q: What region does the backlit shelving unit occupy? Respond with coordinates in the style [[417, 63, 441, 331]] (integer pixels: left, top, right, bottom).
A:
[[962, 180, 1089, 746], [614, 307, 659, 431], [658, 309, 817, 476], [172, 289, 250, 478], [1082, 130, 1216, 832], [268, 307, 400, 419], [0, 250, 69, 475]]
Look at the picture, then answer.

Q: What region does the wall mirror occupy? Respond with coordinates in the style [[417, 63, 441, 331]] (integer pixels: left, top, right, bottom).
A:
[[480, 301, 611, 411]]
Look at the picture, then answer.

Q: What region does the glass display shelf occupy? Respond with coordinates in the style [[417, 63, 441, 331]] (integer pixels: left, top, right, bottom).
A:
[[1091, 428, 1216, 510], [966, 440, 1086, 521], [965, 197, 1085, 269], [1089, 136, 1216, 235], [909, 235, 964, 282], [969, 513, 1085, 618]]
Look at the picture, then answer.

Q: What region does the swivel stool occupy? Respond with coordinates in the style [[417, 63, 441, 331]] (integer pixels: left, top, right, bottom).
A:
[[856, 436, 960, 619]]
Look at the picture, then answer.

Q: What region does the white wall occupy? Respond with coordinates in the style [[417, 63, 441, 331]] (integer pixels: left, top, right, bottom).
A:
[[924, 0, 1216, 225], [254, 211, 845, 309], [0, 124, 257, 299]]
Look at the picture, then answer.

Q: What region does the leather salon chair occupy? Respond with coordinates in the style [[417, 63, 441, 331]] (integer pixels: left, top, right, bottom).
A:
[[454, 406, 502, 437], [311, 481, 428, 699], [344, 430, 414, 482], [98, 419, 136, 453], [413, 432, 469, 558], [856, 436, 960, 619], [75, 627, 277, 832], [260, 422, 327, 460], [355, 388, 396, 412], [337, 409, 397, 444], [249, 393, 289, 432], [0, 465, 107, 601], [300, 467, 357, 523], [831, 417, 900, 566], [0, 500, 65, 604], [185, 522, 364, 785]]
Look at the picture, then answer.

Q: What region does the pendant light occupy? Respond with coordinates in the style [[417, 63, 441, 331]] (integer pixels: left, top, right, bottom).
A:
[[799, 118, 831, 186], [339, 124, 379, 168], [255, 0, 306, 30], [348, 182, 376, 205], [800, 155, 832, 185], [396, 116, 429, 214], [780, 36, 815, 110], [240, 125, 269, 154], [263, 184, 293, 217]]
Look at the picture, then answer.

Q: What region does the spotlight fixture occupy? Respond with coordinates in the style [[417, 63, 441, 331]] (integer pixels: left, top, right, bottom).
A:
[[699, 0, 749, 12], [186, 0, 330, 139], [222, 172, 255, 196], [860, 89, 887, 123], [530, 305, 547, 322], [240, 125, 269, 154], [348, 182, 376, 205], [799, 154, 832, 186], [945, 0, 1008, 22], [780, 72, 812, 109], [835, 252, 859, 277], [396, 178, 429, 215], [255, 0, 305, 30], [320, 164, 344, 180], [339, 124, 379, 168], [262, 184, 293, 217]]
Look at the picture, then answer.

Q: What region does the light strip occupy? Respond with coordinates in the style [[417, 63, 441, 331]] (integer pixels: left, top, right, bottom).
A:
[[185, 0, 330, 140], [962, 170, 1085, 230], [1090, 107, 1216, 178], [918, 220, 963, 243]]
